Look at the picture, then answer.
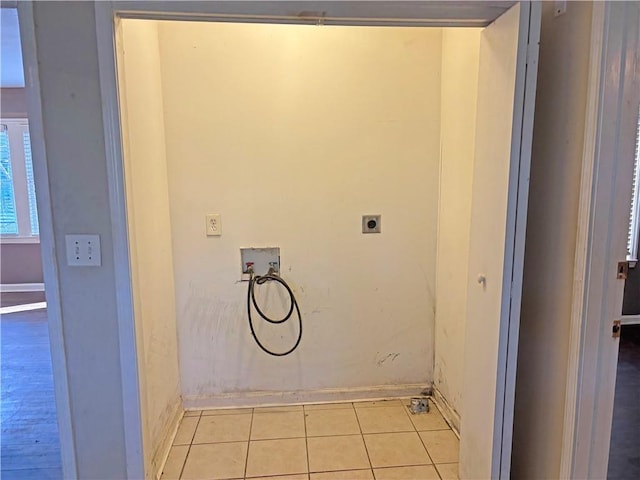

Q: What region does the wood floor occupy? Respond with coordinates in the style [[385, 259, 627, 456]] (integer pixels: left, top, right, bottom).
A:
[[0, 291, 46, 308], [1, 308, 62, 480], [1, 306, 637, 479], [608, 324, 640, 479]]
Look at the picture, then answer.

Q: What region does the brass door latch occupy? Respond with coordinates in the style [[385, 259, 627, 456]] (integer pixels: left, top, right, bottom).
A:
[[617, 261, 630, 280], [612, 320, 621, 338]]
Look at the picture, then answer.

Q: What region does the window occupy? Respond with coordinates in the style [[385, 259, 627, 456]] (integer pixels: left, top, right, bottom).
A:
[[627, 105, 640, 261], [0, 119, 38, 239]]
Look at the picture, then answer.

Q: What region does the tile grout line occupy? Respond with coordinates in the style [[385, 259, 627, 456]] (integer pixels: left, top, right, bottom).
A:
[[433, 463, 446, 480], [416, 424, 441, 478], [303, 404, 311, 477], [406, 403, 440, 474], [403, 401, 439, 470], [243, 408, 255, 479], [352, 402, 376, 476], [403, 401, 451, 477], [178, 410, 202, 480]]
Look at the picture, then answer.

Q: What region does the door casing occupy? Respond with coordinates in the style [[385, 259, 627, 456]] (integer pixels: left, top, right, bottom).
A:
[[19, 1, 539, 478], [560, 2, 640, 478]]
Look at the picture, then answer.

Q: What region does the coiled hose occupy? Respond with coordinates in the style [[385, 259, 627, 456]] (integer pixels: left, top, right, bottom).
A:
[[247, 271, 302, 356]]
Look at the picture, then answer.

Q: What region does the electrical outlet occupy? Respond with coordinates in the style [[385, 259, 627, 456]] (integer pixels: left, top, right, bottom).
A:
[[362, 215, 381, 234], [65, 234, 101, 267], [205, 214, 222, 236]]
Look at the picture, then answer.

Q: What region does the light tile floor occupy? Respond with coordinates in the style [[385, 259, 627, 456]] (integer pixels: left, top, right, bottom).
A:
[[162, 399, 459, 480]]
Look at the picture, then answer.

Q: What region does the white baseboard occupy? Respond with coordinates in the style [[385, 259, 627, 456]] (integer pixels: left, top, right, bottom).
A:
[[183, 383, 428, 409], [153, 398, 183, 480], [621, 315, 640, 325], [431, 386, 461, 437], [0, 283, 45, 292], [0, 302, 47, 315]]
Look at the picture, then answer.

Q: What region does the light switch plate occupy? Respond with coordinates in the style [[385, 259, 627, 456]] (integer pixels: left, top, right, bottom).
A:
[[206, 214, 222, 236], [65, 234, 101, 267]]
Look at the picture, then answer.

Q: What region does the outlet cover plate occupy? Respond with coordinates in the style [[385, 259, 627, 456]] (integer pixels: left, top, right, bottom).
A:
[[205, 213, 222, 236], [240, 247, 280, 280], [65, 234, 101, 267], [362, 215, 381, 234]]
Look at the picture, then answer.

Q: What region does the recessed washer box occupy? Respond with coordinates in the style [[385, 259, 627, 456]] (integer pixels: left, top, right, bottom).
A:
[[240, 247, 280, 280]]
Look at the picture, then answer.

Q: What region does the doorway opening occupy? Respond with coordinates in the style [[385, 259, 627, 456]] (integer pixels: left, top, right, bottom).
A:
[[609, 102, 640, 480], [102, 3, 539, 478]]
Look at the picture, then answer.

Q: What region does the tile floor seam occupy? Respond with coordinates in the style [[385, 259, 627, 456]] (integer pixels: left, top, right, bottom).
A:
[[418, 430, 460, 465], [306, 432, 374, 439], [433, 463, 449, 480], [191, 440, 260, 446], [356, 405, 417, 435], [194, 436, 297, 446], [243, 409, 255, 479], [416, 427, 437, 468], [247, 436, 309, 443], [303, 404, 311, 475], [358, 430, 417, 436], [403, 409, 418, 433], [371, 464, 443, 480], [374, 460, 433, 468], [310, 467, 372, 473], [353, 401, 375, 472], [178, 412, 202, 480]]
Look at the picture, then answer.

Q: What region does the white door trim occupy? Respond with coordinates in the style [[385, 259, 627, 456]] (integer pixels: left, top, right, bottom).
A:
[[17, 2, 78, 478], [559, 3, 607, 475], [92, 2, 537, 477], [561, 2, 640, 478], [94, 4, 146, 478], [498, 3, 541, 477]]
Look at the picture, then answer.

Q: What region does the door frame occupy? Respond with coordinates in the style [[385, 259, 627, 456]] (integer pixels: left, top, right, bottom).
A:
[[26, 1, 537, 478], [561, 2, 640, 478]]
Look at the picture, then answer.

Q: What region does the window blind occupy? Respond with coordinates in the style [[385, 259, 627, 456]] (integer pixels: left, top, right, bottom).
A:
[[0, 126, 18, 235]]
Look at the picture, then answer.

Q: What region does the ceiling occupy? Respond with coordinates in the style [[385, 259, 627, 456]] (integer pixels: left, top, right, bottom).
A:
[[117, 1, 516, 26], [1, 8, 25, 88]]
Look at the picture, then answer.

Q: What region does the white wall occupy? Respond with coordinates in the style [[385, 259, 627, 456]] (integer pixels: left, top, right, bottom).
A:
[[156, 22, 442, 404], [0, 88, 27, 117], [119, 20, 182, 478], [512, 2, 593, 478], [433, 28, 481, 423]]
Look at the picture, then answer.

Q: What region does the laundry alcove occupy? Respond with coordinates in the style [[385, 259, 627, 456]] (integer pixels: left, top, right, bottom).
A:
[[103, 2, 539, 478]]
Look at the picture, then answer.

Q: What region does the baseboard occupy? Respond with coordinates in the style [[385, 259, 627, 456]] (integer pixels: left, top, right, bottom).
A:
[[183, 383, 428, 409], [621, 314, 640, 325], [431, 386, 461, 437], [0, 283, 45, 292], [152, 398, 183, 480]]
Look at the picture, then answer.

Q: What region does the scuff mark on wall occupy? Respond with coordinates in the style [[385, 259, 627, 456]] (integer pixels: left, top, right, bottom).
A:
[[376, 352, 401, 366], [159, 21, 441, 399]]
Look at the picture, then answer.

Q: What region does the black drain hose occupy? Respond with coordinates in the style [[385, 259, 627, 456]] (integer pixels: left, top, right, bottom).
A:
[[247, 271, 302, 356]]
